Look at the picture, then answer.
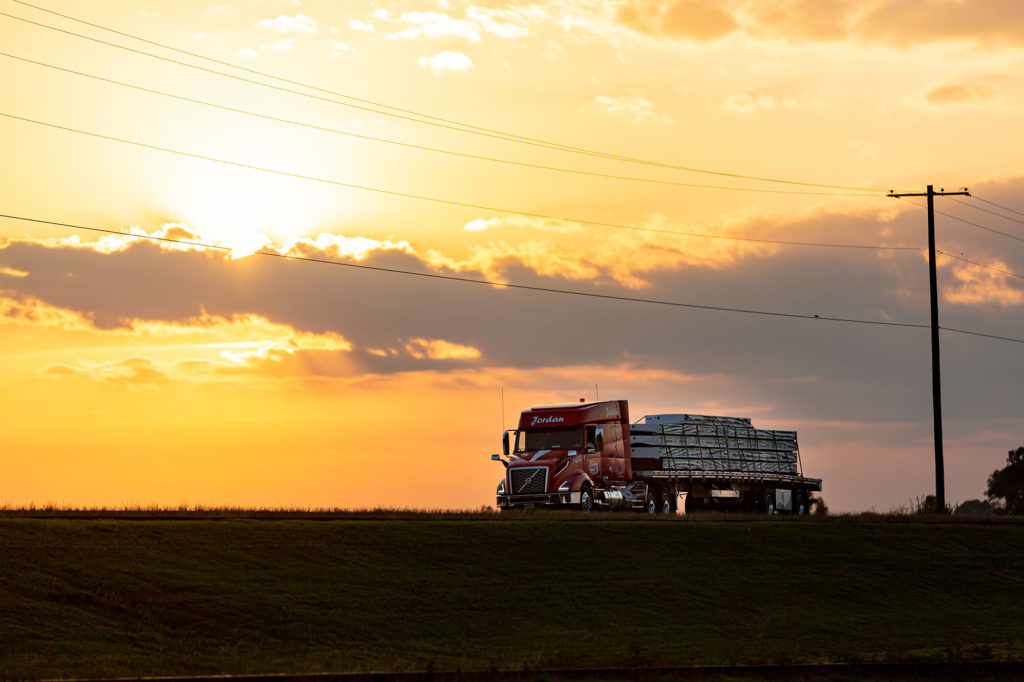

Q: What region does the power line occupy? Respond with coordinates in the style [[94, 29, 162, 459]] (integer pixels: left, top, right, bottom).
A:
[[943, 326, 1024, 345], [897, 196, 1024, 245], [935, 250, 1024, 281], [0, 51, 879, 198], [0, 112, 918, 252], [0, 212, 931, 330], [973, 195, 1024, 220], [6, 212, 1024, 344], [10, 1, 574, 149], [1, 6, 885, 192], [949, 197, 1024, 228], [934, 207, 1024, 245]]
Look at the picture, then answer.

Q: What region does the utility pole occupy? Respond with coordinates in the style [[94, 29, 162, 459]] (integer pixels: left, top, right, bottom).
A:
[[888, 185, 969, 513]]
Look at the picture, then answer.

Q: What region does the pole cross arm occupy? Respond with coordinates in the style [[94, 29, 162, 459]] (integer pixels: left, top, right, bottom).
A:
[[888, 188, 970, 198]]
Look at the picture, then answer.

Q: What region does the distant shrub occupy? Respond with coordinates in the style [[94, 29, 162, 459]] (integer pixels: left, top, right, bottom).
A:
[[914, 494, 952, 515], [954, 499, 993, 516]]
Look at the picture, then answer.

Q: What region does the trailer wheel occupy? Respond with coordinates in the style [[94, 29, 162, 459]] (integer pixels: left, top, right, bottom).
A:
[[794, 489, 807, 515], [646, 488, 659, 515], [660, 490, 676, 514], [579, 485, 594, 513], [764, 489, 775, 514]]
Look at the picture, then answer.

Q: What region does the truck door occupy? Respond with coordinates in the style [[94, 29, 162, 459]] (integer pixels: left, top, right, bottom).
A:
[[585, 425, 607, 482]]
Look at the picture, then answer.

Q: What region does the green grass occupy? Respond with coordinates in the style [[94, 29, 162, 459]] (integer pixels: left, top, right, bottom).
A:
[[1, 516, 1023, 678]]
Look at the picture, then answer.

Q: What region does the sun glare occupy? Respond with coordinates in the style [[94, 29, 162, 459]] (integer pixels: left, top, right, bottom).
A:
[[168, 164, 340, 252]]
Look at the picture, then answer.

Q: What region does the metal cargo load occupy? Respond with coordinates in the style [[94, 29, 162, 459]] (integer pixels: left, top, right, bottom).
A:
[[629, 414, 801, 476]]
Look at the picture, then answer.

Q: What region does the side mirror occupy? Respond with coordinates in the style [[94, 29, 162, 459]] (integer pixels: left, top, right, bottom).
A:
[[491, 453, 508, 468], [502, 431, 510, 458]]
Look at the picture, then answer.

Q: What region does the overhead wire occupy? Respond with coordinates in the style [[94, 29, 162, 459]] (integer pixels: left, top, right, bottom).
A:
[[972, 195, 1024, 220], [895, 196, 1024, 245], [935, 251, 1024, 281], [895, 196, 1024, 277], [942, 327, 1024, 345], [949, 197, 1024, 228], [0, 112, 918, 252], [6, 212, 1024, 344], [3, 8, 1018, 346], [1, 5, 886, 192], [0, 212, 932, 330], [0, 51, 879, 198], [934, 207, 1024, 245]]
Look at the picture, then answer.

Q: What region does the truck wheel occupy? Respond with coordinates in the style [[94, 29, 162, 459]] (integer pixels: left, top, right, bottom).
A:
[[764, 490, 774, 514], [794, 489, 807, 515], [660, 490, 676, 514], [579, 486, 594, 513], [646, 489, 659, 515]]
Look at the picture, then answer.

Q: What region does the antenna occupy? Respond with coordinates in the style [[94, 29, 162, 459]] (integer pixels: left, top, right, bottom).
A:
[[595, 383, 599, 401], [500, 386, 505, 431]]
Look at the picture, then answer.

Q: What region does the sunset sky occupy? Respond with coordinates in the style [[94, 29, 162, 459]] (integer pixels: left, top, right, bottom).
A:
[[2, 0, 1023, 511]]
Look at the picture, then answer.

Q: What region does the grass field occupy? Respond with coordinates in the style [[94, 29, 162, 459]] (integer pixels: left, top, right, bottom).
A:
[[1, 514, 1023, 679]]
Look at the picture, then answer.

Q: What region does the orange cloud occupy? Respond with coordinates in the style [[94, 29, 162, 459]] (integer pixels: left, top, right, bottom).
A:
[[617, 0, 737, 41], [857, 0, 1024, 47], [923, 82, 996, 106], [39, 356, 171, 390], [743, 0, 1024, 46], [424, 215, 774, 288], [0, 291, 96, 330], [944, 261, 1024, 307], [744, 0, 860, 42], [403, 338, 482, 360]]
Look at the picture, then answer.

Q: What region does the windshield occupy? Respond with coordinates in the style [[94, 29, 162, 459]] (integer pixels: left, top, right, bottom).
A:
[[515, 427, 584, 452]]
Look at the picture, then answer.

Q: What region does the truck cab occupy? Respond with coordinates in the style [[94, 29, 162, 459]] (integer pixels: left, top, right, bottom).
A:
[[494, 400, 635, 510]]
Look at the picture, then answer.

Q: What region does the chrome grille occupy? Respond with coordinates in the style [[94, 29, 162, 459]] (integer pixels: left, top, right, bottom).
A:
[[510, 467, 547, 494]]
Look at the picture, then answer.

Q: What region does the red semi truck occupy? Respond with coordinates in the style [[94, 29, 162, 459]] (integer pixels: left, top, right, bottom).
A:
[[491, 399, 821, 513]]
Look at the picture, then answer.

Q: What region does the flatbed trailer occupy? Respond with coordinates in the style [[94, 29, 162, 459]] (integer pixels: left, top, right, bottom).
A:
[[491, 399, 821, 513]]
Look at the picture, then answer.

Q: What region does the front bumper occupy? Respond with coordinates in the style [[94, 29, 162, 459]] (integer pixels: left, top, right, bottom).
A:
[[497, 491, 581, 509]]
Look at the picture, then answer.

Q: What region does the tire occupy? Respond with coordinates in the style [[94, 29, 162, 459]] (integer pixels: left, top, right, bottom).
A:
[[579, 485, 595, 513], [646, 488, 659, 515], [764, 489, 775, 514], [660, 489, 676, 515], [794, 489, 807, 515]]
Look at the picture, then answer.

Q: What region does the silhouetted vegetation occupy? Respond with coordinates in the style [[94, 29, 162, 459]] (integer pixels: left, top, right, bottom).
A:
[[914, 494, 953, 515], [987, 445, 1024, 515], [955, 499, 994, 516]]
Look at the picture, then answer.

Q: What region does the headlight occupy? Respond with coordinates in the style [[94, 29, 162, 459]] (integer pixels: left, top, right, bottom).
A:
[[497, 479, 506, 495], [558, 480, 571, 492]]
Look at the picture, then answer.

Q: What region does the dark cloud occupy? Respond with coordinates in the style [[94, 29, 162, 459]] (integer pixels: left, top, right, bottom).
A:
[[4, 183, 1024, 509], [2, 184, 1022, 427]]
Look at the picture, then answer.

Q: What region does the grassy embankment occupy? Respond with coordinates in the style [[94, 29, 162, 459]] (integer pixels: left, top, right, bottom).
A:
[[1, 515, 1023, 678]]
